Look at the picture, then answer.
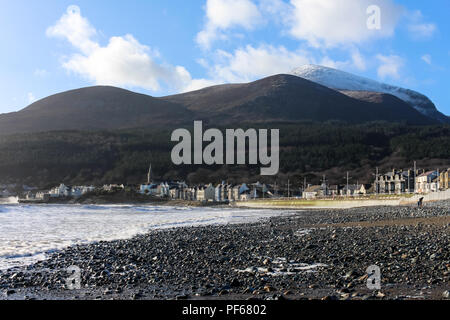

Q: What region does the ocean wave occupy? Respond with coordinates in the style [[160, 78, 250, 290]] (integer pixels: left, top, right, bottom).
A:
[[0, 204, 291, 270]]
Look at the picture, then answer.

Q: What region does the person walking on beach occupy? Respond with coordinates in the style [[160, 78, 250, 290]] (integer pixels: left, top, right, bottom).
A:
[[418, 197, 424, 208]]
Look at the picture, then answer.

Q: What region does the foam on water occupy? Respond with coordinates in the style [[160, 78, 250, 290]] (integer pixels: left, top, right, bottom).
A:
[[0, 204, 296, 270]]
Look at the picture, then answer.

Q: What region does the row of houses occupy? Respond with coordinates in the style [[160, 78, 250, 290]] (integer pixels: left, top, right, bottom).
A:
[[14, 166, 450, 203], [29, 184, 96, 201], [139, 181, 273, 202], [303, 183, 373, 199], [377, 169, 449, 195], [303, 168, 450, 199]]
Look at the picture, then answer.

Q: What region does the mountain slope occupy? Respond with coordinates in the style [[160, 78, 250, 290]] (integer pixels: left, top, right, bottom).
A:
[[291, 65, 449, 124], [0, 74, 439, 136], [0, 86, 194, 135], [163, 74, 436, 125]]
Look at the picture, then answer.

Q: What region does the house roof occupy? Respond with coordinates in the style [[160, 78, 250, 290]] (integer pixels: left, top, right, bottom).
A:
[[342, 184, 360, 191], [418, 171, 437, 178], [305, 185, 321, 192]]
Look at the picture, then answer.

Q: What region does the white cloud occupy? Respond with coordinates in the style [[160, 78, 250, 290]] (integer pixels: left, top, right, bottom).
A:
[[196, 0, 263, 49], [46, 5, 98, 55], [288, 0, 402, 48], [208, 44, 312, 83], [47, 5, 201, 93], [258, 0, 292, 25], [407, 10, 437, 39], [195, 44, 368, 86], [28, 92, 36, 104], [376, 54, 404, 79], [181, 78, 221, 93], [421, 54, 432, 65], [408, 23, 436, 39], [350, 49, 367, 71]]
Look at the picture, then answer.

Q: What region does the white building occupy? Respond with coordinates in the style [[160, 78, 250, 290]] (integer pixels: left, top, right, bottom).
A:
[[157, 182, 170, 197], [416, 171, 439, 194], [49, 184, 69, 197], [303, 185, 321, 199], [48, 184, 94, 198]]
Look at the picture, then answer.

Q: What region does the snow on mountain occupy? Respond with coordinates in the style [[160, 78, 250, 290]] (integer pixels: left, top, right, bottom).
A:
[[291, 65, 449, 124]]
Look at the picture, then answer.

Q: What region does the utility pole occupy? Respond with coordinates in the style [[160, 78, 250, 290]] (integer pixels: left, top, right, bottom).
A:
[[321, 175, 328, 197], [437, 168, 440, 191], [287, 179, 290, 199], [408, 169, 410, 194], [303, 177, 307, 199], [343, 172, 353, 197], [414, 161, 417, 194], [347, 171, 350, 192], [346, 172, 350, 197], [376, 167, 379, 195]]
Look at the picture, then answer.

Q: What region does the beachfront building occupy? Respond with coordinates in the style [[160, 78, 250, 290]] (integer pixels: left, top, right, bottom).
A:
[[440, 169, 450, 190], [249, 182, 273, 199], [238, 184, 251, 201], [357, 184, 372, 195], [376, 169, 416, 194], [303, 185, 321, 199], [49, 184, 68, 197], [215, 182, 228, 202], [196, 186, 205, 202], [340, 184, 360, 197], [157, 182, 170, 197], [227, 185, 240, 202], [204, 184, 216, 202], [169, 186, 179, 199], [35, 192, 50, 201], [416, 171, 439, 194], [328, 185, 341, 197], [185, 187, 197, 201], [340, 184, 371, 196], [48, 184, 94, 198], [140, 184, 158, 195]]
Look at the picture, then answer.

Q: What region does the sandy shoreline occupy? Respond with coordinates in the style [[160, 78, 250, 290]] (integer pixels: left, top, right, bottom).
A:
[[0, 201, 449, 301]]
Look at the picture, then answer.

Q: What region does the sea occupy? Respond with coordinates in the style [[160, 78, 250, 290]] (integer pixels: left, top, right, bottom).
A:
[[0, 197, 293, 270]]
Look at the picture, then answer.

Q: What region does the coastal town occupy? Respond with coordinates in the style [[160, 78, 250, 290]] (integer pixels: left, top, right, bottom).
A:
[[3, 164, 449, 204]]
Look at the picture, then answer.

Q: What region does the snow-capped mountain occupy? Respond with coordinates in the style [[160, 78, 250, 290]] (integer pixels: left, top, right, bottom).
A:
[[291, 65, 449, 124]]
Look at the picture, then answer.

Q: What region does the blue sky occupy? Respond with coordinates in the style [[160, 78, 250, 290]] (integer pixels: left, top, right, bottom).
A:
[[0, 0, 449, 115]]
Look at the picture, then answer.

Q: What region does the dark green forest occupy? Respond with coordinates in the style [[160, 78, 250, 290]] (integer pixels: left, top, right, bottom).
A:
[[0, 122, 449, 190]]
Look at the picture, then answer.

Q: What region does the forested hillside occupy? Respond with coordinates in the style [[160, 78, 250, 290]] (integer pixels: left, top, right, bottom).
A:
[[0, 122, 448, 190]]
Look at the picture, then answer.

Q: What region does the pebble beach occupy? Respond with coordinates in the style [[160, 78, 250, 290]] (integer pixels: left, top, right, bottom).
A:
[[1, 201, 449, 300]]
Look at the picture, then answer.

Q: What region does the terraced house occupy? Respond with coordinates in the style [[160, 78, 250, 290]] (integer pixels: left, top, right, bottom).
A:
[[416, 171, 440, 194], [376, 169, 416, 194], [439, 169, 450, 190]]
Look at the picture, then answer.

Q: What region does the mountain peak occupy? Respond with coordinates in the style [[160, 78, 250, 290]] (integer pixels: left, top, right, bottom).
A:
[[291, 65, 449, 124]]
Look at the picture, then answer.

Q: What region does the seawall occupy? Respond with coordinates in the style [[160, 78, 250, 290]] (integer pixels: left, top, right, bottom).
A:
[[233, 190, 450, 209]]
